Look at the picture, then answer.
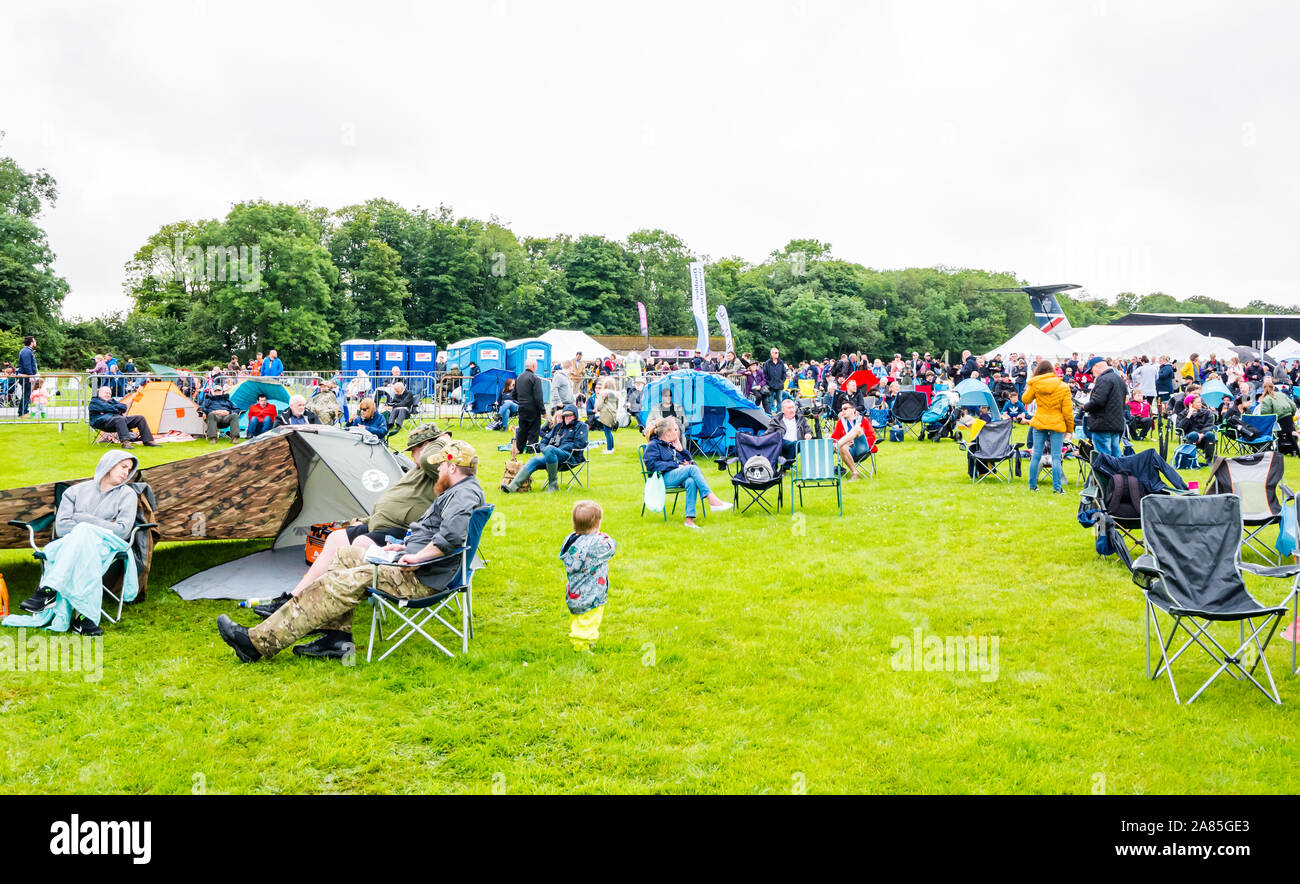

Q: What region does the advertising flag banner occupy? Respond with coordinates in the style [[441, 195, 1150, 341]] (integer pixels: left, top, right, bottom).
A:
[[715, 304, 734, 356], [689, 261, 708, 352]]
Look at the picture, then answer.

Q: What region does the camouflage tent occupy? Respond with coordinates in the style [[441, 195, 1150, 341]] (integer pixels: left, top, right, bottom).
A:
[[0, 426, 412, 600]]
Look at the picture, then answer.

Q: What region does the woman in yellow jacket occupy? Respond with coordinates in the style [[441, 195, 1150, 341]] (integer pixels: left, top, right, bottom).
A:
[[1022, 360, 1075, 493]]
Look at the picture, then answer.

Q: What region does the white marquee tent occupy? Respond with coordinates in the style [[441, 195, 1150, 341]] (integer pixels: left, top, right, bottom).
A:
[[1267, 337, 1300, 362], [982, 325, 1074, 360], [539, 329, 613, 364], [1057, 323, 1234, 362]]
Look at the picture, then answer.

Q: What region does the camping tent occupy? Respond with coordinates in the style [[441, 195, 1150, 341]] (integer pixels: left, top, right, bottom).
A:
[[122, 381, 206, 435], [0, 426, 413, 600], [229, 377, 292, 431], [539, 329, 613, 365], [952, 378, 1001, 420], [1057, 323, 1234, 362], [1268, 338, 1300, 362], [982, 325, 1073, 360], [638, 369, 757, 452]]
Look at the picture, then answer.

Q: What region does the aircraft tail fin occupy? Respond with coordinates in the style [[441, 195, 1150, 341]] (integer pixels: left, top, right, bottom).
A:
[[1031, 291, 1072, 338]]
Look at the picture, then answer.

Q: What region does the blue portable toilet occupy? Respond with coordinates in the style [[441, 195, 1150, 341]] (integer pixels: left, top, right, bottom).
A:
[[407, 340, 438, 401], [341, 339, 377, 375], [376, 339, 409, 376], [445, 337, 507, 373], [505, 338, 553, 379]]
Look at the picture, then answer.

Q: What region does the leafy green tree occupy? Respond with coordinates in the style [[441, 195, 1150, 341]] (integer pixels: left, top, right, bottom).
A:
[[0, 147, 69, 353]]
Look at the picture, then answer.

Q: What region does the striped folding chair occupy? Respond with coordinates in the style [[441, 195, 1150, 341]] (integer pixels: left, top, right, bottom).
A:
[[790, 438, 843, 515]]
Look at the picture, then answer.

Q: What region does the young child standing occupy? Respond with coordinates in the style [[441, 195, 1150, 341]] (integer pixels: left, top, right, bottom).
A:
[[559, 500, 616, 652], [29, 377, 49, 419]]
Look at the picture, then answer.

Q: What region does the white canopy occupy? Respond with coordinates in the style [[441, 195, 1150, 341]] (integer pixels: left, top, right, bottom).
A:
[[539, 329, 613, 364], [982, 325, 1074, 360], [1267, 337, 1300, 361], [1057, 323, 1234, 362]]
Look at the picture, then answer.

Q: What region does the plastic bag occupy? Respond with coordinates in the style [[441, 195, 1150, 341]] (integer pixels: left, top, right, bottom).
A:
[[1278, 500, 1297, 559], [644, 473, 667, 513]]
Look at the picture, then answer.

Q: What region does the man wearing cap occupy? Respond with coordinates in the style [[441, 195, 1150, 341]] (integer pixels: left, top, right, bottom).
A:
[[218, 440, 486, 662], [251, 423, 453, 619], [501, 403, 587, 493]]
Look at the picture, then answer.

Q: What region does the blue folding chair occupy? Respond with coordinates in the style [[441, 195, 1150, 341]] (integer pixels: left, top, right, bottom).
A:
[[790, 438, 843, 515], [365, 505, 493, 661]]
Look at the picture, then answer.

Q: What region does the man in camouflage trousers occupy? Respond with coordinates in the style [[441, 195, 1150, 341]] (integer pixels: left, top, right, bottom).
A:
[[217, 440, 487, 663]]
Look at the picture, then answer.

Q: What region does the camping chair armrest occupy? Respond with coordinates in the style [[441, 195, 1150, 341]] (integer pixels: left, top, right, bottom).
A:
[[126, 521, 159, 544], [9, 513, 55, 550], [1132, 554, 1164, 590], [1241, 561, 1300, 580], [379, 546, 470, 570]]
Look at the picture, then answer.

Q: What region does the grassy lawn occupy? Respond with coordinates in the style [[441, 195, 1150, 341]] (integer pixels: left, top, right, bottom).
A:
[[2, 420, 1299, 795]]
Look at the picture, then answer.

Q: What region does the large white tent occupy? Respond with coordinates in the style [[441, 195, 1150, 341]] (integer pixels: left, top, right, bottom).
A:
[[1057, 323, 1234, 361], [539, 329, 613, 364], [982, 325, 1074, 360], [1267, 337, 1300, 362]]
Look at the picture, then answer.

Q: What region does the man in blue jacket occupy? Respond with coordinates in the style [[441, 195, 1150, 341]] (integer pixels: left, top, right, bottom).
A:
[[501, 404, 588, 493], [17, 335, 38, 417], [199, 383, 241, 443], [89, 385, 159, 449], [261, 349, 284, 378]]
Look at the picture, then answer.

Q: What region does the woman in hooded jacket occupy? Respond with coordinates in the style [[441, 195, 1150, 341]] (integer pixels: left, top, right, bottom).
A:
[[1022, 359, 1075, 493]]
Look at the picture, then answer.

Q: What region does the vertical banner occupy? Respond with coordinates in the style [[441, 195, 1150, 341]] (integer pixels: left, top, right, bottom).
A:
[[688, 261, 709, 353], [715, 304, 734, 357], [638, 301, 648, 339]]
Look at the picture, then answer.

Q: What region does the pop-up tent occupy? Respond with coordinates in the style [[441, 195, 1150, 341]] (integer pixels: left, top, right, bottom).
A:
[[229, 378, 292, 432], [0, 426, 412, 600], [953, 378, 1001, 419], [639, 369, 758, 452], [122, 381, 205, 435], [1267, 338, 1300, 363]]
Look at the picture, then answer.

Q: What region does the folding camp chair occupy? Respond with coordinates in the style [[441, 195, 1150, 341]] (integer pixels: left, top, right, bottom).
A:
[[1082, 449, 1191, 561], [869, 407, 889, 433], [790, 438, 842, 515], [638, 443, 687, 521], [365, 505, 492, 661], [726, 430, 786, 514], [1133, 494, 1293, 704], [8, 481, 158, 625], [687, 406, 730, 458], [1203, 451, 1293, 565], [556, 441, 598, 490], [1222, 413, 1277, 457], [957, 419, 1021, 484], [891, 390, 928, 441]]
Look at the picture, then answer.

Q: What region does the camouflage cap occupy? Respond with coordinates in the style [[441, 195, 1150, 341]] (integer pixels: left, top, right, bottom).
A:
[[442, 439, 477, 466], [403, 423, 443, 451]]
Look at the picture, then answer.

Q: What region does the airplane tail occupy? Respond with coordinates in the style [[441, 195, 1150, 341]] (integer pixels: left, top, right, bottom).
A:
[[1031, 292, 1072, 338]]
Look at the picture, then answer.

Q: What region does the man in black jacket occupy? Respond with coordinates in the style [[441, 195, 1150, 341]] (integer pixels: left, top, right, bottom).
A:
[[762, 348, 787, 414], [88, 385, 159, 449], [514, 358, 547, 453], [1083, 358, 1127, 457], [199, 384, 241, 443]]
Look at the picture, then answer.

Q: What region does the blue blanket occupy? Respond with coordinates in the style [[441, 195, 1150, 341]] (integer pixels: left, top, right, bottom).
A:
[[2, 523, 137, 631]]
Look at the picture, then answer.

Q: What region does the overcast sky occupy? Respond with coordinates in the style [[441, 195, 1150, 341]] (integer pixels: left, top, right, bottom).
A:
[[2, 0, 1297, 319]]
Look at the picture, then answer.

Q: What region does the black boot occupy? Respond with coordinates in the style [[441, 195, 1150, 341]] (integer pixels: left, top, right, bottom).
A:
[[217, 614, 263, 663], [292, 630, 355, 659], [253, 592, 292, 619]]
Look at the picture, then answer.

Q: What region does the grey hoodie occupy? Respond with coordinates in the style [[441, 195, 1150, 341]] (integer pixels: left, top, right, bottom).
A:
[[55, 450, 140, 541]]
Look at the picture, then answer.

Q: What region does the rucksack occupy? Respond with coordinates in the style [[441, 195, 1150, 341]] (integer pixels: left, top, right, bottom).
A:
[[1106, 472, 1145, 521], [742, 455, 775, 483], [1172, 442, 1200, 470]]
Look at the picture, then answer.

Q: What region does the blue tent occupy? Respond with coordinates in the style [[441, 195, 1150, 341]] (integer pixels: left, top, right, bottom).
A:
[[639, 370, 756, 453], [953, 378, 1001, 420], [229, 379, 292, 431], [1200, 378, 1233, 410]]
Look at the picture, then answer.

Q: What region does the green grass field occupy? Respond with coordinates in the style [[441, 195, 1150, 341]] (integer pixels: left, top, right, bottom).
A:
[[2, 420, 1299, 795]]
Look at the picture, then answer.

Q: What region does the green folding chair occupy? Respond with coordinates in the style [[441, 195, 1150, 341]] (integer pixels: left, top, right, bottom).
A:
[[790, 438, 842, 515]]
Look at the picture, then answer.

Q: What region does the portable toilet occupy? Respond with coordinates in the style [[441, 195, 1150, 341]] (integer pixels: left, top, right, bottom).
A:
[[341, 339, 377, 375], [407, 340, 438, 400], [445, 336, 507, 373], [506, 338, 553, 379], [376, 339, 409, 377]]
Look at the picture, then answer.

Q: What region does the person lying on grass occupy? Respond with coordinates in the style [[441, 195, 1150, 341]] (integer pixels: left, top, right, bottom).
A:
[[250, 424, 453, 620], [7, 450, 142, 637], [641, 417, 731, 529], [218, 440, 486, 662]]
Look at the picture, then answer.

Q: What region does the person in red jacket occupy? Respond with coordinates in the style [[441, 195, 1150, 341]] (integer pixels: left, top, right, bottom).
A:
[[247, 392, 278, 439], [830, 399, 877, 480]]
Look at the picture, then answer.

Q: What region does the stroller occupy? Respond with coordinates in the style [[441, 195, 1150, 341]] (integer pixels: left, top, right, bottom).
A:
[[921, 390, 960, 442]]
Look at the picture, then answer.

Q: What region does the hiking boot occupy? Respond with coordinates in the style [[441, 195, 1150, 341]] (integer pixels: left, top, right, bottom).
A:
[[120, 441, 135, 450], [20, 587, 57, 614], [70, 614, 104, 637], [217, 614, 262, 663], [292, 630, 355, 660], [253, 592, 292, 619]]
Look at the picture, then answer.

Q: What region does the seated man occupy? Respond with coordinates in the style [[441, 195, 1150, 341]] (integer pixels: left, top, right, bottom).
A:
[[9, 450, 143, 636], [770, 397, 813, 461], [252, 424, 452, 619], [380, 380, 416, 432], [500, 404, 587, 494], [274, 394, 321, 428], [217, 440, 486, 662], [199, 383, 241, 443], [308, 381, 343, 426], [88, 385, 159, 449], [830, 400, 877, 481], [247, 392, 278, 438], [1127, 393, 1153, 441]]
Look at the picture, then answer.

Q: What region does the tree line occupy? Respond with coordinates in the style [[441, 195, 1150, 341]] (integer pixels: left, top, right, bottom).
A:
[[4, 150, 1298, 371]]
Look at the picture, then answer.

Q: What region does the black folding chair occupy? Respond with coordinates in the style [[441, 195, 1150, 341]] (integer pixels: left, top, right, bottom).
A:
[[1082, 449, 1190, 560], [1133, 494, 1294, 704], [726, 430, 786, 514], [957, 419, 1021, 484], [1203, 451, 1293, 565], [891, 391, 928, 441]]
